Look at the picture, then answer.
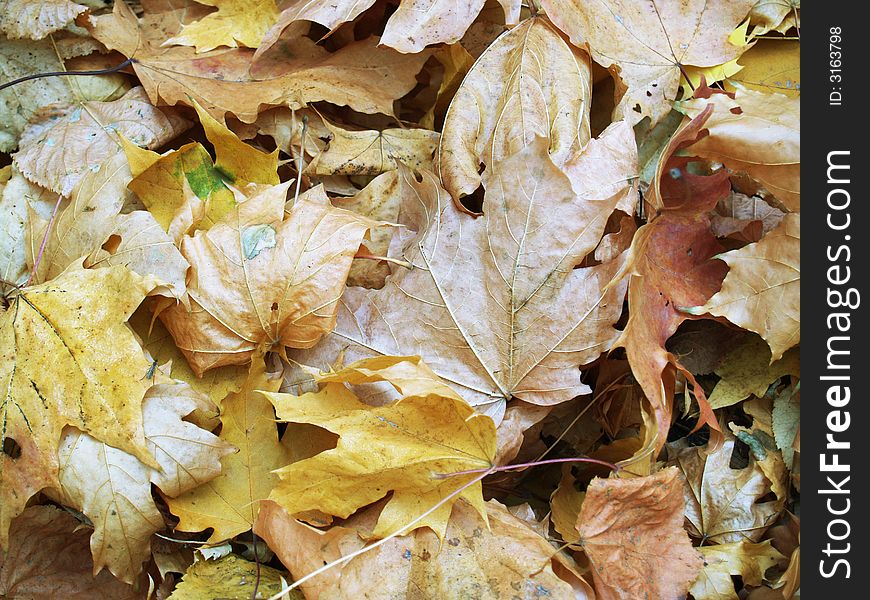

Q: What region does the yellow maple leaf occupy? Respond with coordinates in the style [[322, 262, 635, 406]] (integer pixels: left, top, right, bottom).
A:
[[263, 356, 496, 539], [164, 0, 279, 53], [166, 356, 288, 543], [0, 265, 159, 546]]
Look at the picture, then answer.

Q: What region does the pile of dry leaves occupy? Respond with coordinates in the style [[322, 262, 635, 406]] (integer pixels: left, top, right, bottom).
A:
[[0, 1, 800, 598]]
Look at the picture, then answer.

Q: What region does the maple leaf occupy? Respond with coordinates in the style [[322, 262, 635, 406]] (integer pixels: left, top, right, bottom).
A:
[[748, 0, 800, 37], [540, 0, 755, 125], [52, 382, 234, 583], [12, 86, 190, 196], [170, 553, 293, 600], [88, 1, 432, 122], [0, 265, 159, 547], [0, 506, 146, 599], [164, 0, 279, 53], [576, 467, 703, 600], [255, 499, 592, 599], [0, 0, 88, 41], [726, 39, 800, 98], [707, 335, 799, 409], [679, 86, 799, 212], [671, 436, 781, 544], [690, 540, 785, 600], [166, 357, 289, 543], [257, 0, 521, 56], [25, 152, 189, 300], [686, 213, 800, 361], [615, 105, 729, 452], [729, 397, 791, 504], [290, 132, 636, 421], [438, 16, 592, 203], [159, 183, 376, 375], [263, 356, 496, 539]]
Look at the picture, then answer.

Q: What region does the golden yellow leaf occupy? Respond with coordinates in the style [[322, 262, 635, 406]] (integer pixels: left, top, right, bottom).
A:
[[680, 88, 799, 211], [263, 356, 496, 539], [0, 506, 147, 599], [550, 465, 584, 544], [164, 0, 279, 53], [690, 541, 784, 600], [707, 335, 799, 409], [0, 265, 158, 546], [0, 0, 87, 40], [577, 467, 702, 600], [160, 183, 375, 374], [540, 0, 755, 125], [255, 499, 592, 599], [438, 17, 592, 202], [13, 86, 189, 196], [727, 39, 800, 97], [168, 553, 293, 600], [52, 382, 234, 583], [687, 214, 799, 361], [166, 357, 288, 543]]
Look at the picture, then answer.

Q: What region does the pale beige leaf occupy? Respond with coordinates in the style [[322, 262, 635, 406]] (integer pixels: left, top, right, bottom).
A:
[[687, 214, 799, 361], [540, 0, 755, 125], [0, 0, 87, 40], [13, 86, 189, 195], [690, 541, 784, 600], [0, 506, 146, 599], [255, 499, 593, 600], [160, 184, 376, 375], [438, 17, 592, 201], [52, 382, 234, 582]]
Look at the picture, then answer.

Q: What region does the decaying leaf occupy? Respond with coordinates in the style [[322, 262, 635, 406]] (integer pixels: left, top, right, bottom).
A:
[[166, 357, 288, 543], [263, 356, 496, 539], [577, 467, 702, 600], [690, 540, 784, 600], [168, 553, 291, 600], [541, 0, 755, 124], [0, 265, 159, 545], [707, 335, 799, 409], [255, 499, 593, 600], [160, 183, 375, 374], [0, 506, 146, 599], [0, 0, 88, 41], [164, 0, 279, 52], [52, 382, 234, 582]]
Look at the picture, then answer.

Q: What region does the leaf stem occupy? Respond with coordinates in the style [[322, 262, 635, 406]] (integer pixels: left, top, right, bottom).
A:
[[24, 194, 64, 288], [0, 58, 135, 93], [435, 456, 620, 479]]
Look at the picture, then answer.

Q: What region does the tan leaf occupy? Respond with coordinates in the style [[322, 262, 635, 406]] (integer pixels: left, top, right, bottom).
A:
[[550, 465, 584, 544], [160, 184, 375, 375], [687, 213, 799, 361], [730, 397, 790, 504], [438, 17, 592, 202], [88, 1, 432, 122], [690, 541, 784, 600], [13, 86, 189, 195], [264, 356, 496, 540], [576, 467, 702, 600], [749, 0, 800, 37], [672, 437, 781, 544], [163, 0, 279, 52], [540, 0, 755, 125], [679, 87, 799, 211], [168, 553, 292, 600], [707, 335, 799, 409], [255, 499, 593, 600], [0, 265, 158, 547], [166, 357, 289, 543], [290, 132, 635, 421], [52, 382, 234, 582], [0, 0, 88, 40], [0, 506, 146, 599]]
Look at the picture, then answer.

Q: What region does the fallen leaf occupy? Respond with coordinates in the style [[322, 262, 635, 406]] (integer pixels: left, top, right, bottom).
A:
[[679, 87, 799, 211], [672, 437, 780, 544], [13, 86, 190, 195], [690, 540, 784, 600], [164, 0, 279, 52], [687, 213, 799, 361], [0, 0, 88, 40], [438, 17, 592, 202], [166, 356, 288, 543], [52, 382, 234, 582], [89, 1, 432, 121], [263, 356, 496, 539], [707, 335, 799, 409], [748, 0, 800, 37], [290, 132, 635, 421], [255, 498, 593, 599], [0, 506, 147, 599], [550, 465, 584, 544], [714, 192, 786, 239], [541, 0, 755, 124], [772, 384, 800, 469], [0, 265, 158, 547], [730, 397, 790, 504], [727, 39, 800, 98], [576, 467, 702, 600], [160, 183, 375, 374], [168, 553, 291, 600]]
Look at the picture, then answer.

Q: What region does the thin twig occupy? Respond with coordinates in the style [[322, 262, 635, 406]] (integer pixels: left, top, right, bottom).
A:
[[435, 457, 620, 479], [293, 115, 309, 204], [0, 58, 135, 93], [24, 194, 64, 287]]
